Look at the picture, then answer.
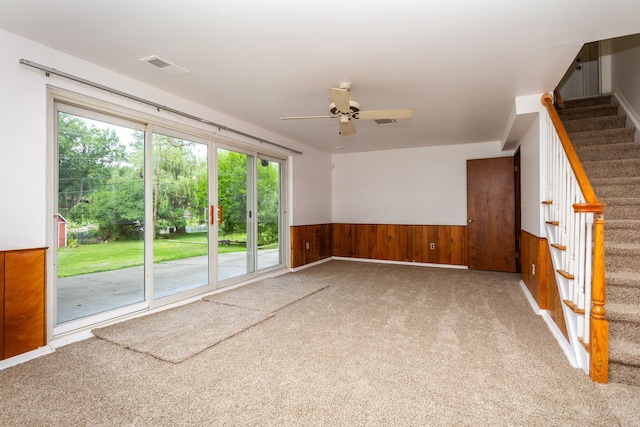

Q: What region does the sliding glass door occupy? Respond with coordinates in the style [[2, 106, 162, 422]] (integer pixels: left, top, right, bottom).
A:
[[53, 102, 285, 333], [216, 149, 284, 283], [55, 108, 147, 324], [257, 156, 282, 270], [217, 147, 255, 282], [152, 131, 210, 299]]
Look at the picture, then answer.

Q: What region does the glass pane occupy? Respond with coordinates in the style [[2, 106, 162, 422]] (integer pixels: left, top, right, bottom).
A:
[[257, 158, 281, 269], [152, 133, 209, 299], [56, 112, 145, 324], [217, 148, 255, 281]]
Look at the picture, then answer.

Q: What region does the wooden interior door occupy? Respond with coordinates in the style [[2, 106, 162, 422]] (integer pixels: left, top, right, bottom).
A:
[[467, 157, 516, 272]]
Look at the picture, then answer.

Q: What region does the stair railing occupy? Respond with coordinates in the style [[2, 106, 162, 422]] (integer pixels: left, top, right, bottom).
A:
[[541, 93, 608, 383]]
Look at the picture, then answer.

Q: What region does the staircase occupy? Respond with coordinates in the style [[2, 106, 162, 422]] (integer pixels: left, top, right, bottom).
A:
[[558, 94, 640, 386]]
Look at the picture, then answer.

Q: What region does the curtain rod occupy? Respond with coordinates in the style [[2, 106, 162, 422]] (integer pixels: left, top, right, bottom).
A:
[[19, 58, 303, 155]]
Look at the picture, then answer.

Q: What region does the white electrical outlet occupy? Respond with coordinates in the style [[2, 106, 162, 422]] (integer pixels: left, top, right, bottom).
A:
[[306, 242, 310, 250], [532, 263, 536, 275], [430, 243, 435, 250]]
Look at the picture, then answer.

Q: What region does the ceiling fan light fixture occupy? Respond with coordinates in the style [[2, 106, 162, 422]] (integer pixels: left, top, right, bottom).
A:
[[279, 82, 412, 137]]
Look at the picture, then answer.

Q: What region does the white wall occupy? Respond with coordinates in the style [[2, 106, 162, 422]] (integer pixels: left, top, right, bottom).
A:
[[606, 33, 640, 139], [0, 29, 326, 250], [518, 116, 543, 236], [508, 94, 548, 238], [331, 141, 513, 225], [289, 148, 332, 226], [609, 33, 640, 114]]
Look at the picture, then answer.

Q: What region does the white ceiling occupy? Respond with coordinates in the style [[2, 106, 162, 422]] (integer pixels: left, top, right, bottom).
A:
[[2, 0, 640, 154]]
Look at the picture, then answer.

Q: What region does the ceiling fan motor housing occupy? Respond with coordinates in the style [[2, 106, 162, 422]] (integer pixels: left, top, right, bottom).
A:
[[329, 100, 360, 116]]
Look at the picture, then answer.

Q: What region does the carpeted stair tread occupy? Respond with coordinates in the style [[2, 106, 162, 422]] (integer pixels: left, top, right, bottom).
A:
[[607, 270, 640, 288], [582, 158, 640, 179], [610, 320, 640, 346], [557, 103, 620, 120], [608, 360, 640, 387], [568, 127, 636, 146], [563, 115, 627, 133], [607, 302, 640, 323], [591, 177, 640, 198], [608, 306, 640, 369], [607, 272, 640, 302], [561, 94, 612, 109], [603, 220, 640, 244], [608, 338, 640, 368], [605, 242, 640, 272], [600, 197, 640, 220], [608, 288, 640, 304], [575, 142, 640, 162]]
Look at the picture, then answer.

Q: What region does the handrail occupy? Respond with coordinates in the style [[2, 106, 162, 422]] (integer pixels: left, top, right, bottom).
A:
[[541, 93, 608, 383], [541, 93, 602, 207]]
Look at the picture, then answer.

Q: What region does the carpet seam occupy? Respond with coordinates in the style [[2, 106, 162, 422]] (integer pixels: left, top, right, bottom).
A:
[[201, 285, 331, 314], [176, 313, 277, 364], [94, 313, 277, 364], [270, 285, 331, 313], [93, 286, 331, 364]]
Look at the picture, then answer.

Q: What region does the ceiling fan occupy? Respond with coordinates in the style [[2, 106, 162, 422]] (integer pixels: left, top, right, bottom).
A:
[[279, 82, 413, 136]]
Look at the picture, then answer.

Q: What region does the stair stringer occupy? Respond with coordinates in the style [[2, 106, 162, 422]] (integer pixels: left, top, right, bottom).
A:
[[544, 220, 590, 373]]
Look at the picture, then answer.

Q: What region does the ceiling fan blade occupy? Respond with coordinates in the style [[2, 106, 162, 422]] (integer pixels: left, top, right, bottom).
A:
[[340, 117, 356, 136], [279, 115, 337, 120], [357, 108, 413, 120], [329, 88, 351, 113]]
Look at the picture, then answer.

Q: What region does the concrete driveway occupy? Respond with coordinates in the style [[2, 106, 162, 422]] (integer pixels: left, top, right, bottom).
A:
[[57, 249, 281, 324]]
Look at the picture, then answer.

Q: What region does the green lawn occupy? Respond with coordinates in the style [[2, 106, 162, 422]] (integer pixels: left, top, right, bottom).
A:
[[57, 232, 248, 277]]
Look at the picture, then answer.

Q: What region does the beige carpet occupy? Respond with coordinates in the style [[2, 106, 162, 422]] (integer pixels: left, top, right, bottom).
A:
[[1, 260, 639, 426], [92, 300, 274, 363], [202, 275, 329, 312], [92, 276, 328, 363]]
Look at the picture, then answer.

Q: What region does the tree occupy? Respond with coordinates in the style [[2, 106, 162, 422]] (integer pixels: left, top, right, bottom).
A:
[[257, 159, 280, 245], [86, 166, 144, 241], [217, 149, 248, 235], [153, 134, 208, 236], [57, 113, 127, 222]]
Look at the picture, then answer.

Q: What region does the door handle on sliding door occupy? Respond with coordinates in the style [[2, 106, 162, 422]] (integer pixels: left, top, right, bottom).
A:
[[210, 206, 223, 225]]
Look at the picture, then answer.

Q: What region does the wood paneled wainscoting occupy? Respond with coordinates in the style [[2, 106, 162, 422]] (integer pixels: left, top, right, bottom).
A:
[[1, 247, 47, 360], [290, 224, 333, 268], [520, 231, 568, 340], [290, 224, 467, 269]]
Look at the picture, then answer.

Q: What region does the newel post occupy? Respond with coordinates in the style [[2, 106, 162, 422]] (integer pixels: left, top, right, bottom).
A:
[[590, 213, 608, 383]]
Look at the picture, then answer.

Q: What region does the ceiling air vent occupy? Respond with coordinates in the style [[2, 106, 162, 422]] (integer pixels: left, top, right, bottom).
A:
[[374, 118, 396, 125], [140, 55, 190, 76]]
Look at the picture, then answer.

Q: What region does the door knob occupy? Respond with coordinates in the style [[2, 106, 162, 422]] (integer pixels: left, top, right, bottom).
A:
[[468, 219, 473, 223]]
